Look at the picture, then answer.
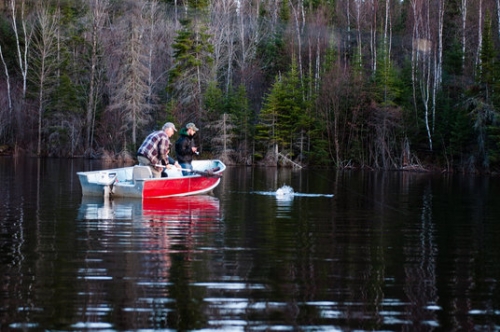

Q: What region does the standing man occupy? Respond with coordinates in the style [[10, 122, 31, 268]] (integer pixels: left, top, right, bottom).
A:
[[137, 122, 180, 178], [175, 122, 199, 175]]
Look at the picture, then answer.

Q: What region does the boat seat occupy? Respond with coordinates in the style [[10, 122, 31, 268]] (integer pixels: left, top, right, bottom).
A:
[[133, 166, 152, 182]]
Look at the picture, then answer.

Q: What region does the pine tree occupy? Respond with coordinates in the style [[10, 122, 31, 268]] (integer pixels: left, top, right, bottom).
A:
[[256, 61, 309, 163], [467, 15, 500, 169], [478, 15, 498, 105], [373, 44, 401, 107], [168, 15, 213, 123], [226, 84, 253, 162]]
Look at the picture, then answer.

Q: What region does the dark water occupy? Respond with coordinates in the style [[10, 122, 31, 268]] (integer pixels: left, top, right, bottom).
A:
[[1, 157, 500, 331]]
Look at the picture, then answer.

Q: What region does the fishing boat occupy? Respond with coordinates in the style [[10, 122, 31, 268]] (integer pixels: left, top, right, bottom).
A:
[[77, 159, 225, 199]]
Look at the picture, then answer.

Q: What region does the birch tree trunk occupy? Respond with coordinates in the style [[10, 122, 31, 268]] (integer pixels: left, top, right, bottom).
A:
[[422, 0, 432, 151], [0, 45, 12, 116], [461, 0, 467, 70], [411, 0, 433, 151], [289, 0, 304, 82], [476, 0, 483, 68], [370, 0, 378, 73], [432, 0, 445, 133], [10, 0, 30, 100], [346, 0, 351, 64], [354, 0, 364, 70], [497, 0, 500, 40]]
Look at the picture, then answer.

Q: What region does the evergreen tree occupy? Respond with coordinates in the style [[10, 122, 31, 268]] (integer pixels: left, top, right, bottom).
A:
[[372, 44, 401, 107], [203, 82, 253, 163], [256, 61, 309, 162], [478, 15, 497, 104], [226, 84, 253, 162], [203, 81, 225, 151], [467, 15, 500, 169], [168, 15, 213, 123]]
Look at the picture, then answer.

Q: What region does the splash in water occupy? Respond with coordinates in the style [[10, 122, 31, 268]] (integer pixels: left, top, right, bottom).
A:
[[246, 185, 333, 198], [276, 185, 294, 197]]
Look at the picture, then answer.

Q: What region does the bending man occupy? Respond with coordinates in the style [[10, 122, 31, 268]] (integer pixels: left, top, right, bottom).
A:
[[137, 122, 180, 178]]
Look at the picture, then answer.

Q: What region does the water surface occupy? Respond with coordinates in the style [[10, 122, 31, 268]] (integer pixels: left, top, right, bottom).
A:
[[1, 158, 499, 331]]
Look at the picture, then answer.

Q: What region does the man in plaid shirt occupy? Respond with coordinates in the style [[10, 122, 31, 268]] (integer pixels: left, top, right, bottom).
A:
[[137, 122, 180, 177]]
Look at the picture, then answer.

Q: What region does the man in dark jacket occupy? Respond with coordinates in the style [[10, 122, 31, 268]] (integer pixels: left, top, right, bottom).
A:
[[175, 122, 199, 175]]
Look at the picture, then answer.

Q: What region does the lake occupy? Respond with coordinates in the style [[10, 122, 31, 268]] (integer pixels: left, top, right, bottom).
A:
[[1, 157, 500, 331]]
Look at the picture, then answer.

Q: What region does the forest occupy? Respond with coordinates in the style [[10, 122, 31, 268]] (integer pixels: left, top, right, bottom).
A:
[[1, 0, 500, 172]]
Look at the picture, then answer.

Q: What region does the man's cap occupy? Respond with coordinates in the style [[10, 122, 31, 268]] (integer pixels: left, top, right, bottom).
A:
[[186, 123, 199, 131], [162, 122, 177, 131]]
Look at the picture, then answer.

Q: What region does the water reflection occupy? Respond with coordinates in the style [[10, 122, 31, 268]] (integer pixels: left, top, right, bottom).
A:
[[74, 195, 222, 330], [78, 195, 221, 221]]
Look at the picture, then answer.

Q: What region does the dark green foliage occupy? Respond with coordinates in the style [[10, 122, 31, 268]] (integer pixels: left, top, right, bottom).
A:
[[433, 95, 473, 163], [303, 0, 336, 11], [226, 84, 254, 148], [449, 108, 473, 158], [487, 122, 500, 168], [204, 81, 225, 120], [443, 39, 464, 77], [168, 16, 213, 120], [372, 44, 402, 107], [256, 61, 312, 162], [0, 17, 18, 69], [188, 0, 210, 10], [304, 119, 330, 166], [257, 32, 288, 84], [464, 97, 498, 168], [478, 15, 498, 104], [202, 82, 254, 162]]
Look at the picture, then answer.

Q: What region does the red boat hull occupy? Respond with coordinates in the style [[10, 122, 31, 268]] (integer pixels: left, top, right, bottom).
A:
[[142, 176, 221, 198]]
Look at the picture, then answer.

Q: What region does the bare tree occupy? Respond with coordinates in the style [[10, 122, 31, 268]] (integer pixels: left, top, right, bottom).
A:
[[142, 0, 161, 109], [85, 0, 109, 152], [234, 0, 261, 86], [30, 1, 59, 156], [107, 1, 151, 151], [141, 0, 175, 126], [209, 0, 237, 91]]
